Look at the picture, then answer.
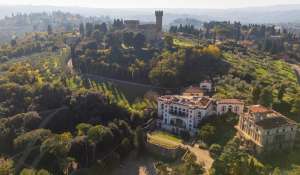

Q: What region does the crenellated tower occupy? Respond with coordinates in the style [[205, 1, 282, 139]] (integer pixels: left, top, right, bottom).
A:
[[155, 10, 163, 32]]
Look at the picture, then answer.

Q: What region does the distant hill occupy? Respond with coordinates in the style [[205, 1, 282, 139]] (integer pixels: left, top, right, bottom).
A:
[[0, 5, 300, 24], [0, 4, 299, 42]]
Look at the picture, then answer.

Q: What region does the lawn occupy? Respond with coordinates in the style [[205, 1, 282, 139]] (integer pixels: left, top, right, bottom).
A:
[[148, 131, 183, 149], [173, 38, 195, 47]]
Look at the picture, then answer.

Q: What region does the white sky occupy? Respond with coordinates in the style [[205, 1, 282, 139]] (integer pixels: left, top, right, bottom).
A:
[[0, 0, 300, 9]]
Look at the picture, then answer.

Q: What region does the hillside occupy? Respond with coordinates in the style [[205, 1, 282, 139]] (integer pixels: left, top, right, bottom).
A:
[[0, 9, 299, 174]]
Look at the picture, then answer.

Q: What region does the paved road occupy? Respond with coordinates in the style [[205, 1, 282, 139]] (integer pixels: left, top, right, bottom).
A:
[[292, 64, 300, 85], [82, 73, 183, 93]]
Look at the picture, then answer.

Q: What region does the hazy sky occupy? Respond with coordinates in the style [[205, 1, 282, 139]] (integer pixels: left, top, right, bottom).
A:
[[0, 0, 300, 8]]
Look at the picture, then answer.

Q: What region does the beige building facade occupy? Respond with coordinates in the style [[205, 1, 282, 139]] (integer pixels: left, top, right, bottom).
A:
[[236, 105, 298, 153]]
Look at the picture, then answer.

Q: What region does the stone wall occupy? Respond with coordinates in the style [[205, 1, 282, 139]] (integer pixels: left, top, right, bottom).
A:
[[146, 141, 185, 160]]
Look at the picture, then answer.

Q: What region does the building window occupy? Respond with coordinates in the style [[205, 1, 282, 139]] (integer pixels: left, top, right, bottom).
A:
[[222, 106, 226, 112], [267, 131, 270, 135], [235, 106, 239, 112], [198, 112, 201, 118], [164, 119, 167, 124]]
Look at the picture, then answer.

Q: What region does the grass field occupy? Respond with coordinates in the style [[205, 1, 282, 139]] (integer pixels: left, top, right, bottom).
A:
[[173, 38, 195, 47], [148, 131, 182, 149]]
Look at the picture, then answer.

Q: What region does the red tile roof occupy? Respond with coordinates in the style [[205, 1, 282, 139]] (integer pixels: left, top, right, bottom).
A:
[[158, 95, 212, 109], [249, 105, 271, 113], [256, 117, 296, 129], [247, 105, 298, 129]]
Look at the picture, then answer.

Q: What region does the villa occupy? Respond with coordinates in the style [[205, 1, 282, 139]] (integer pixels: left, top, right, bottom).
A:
[[157, 87, 244, 136], [236, 105, 298, 153]]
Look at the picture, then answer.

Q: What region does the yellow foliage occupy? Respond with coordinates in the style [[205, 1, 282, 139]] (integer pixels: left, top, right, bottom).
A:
[[202, 45, 221, 58]]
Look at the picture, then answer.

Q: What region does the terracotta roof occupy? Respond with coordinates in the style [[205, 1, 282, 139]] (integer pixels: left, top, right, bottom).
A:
[[183, 86, 203, 94], [199, 97, 210, 106], [256, 117, 296, 129], [158, 95, 212, 109], [247, 105, 298, 129], [249, 105, 271, 113], [217, 99, 244, 105]]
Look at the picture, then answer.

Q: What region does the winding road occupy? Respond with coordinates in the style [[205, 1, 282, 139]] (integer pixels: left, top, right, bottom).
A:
[[292, 64, 300, 85]]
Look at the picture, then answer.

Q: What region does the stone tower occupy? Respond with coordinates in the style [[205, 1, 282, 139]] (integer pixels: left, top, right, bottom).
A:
[[155, 10, 163, 32]]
